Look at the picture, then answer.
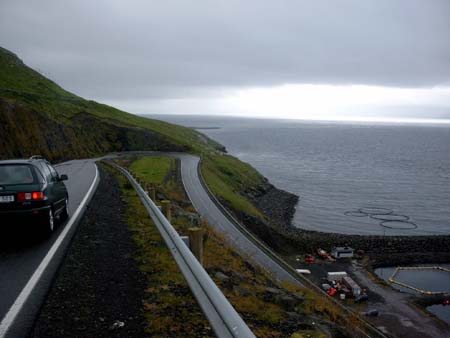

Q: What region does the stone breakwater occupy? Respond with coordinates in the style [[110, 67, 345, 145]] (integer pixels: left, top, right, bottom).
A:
[[211, 172, 450, 265], [245, 187, 450, 264], [276, 221, 450, 265], [294, 230, 450, 267], [252, 183, 299, 227]]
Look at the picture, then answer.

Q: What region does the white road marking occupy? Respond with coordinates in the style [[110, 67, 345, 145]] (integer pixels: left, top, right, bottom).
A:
[[0, 164, 99, 338]]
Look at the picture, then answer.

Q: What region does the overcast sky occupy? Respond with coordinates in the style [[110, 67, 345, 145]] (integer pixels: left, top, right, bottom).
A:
[[1, 0, 450, 121]]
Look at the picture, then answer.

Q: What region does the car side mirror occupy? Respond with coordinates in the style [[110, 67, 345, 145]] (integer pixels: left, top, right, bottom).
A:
[[59, 174, 68, 181]]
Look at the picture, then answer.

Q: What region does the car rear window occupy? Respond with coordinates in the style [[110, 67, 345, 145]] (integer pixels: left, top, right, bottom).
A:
[[0, 165, 36, 185]]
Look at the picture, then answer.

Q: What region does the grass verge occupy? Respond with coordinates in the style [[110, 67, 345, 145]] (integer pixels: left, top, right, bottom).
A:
[[110, 164, 213, 337], [118, 156, 349, 338], [201, 154, 266, 220], [129, 156, 174, 184]]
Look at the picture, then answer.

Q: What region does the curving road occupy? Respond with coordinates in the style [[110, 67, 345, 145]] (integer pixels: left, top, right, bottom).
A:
[[118, 151, 300, 283], [0, 159, 99, 338], [0, 152, 297, 338], [174, 153, 299, 284]]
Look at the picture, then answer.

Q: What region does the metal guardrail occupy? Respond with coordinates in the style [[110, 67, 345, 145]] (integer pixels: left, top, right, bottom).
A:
[[196, 158, 389, 338], [106, 161, 256, 338]]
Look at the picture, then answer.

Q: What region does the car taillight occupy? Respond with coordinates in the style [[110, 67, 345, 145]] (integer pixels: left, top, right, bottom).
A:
[[18, 192, 45, 201]]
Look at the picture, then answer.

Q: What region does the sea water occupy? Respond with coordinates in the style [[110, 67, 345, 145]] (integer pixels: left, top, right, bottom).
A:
[[375, 264, 450, 324], [146, 115, 450, 236]]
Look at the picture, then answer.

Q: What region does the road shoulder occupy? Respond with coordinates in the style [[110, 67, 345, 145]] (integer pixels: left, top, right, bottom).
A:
[[29, 166, 147, 338]]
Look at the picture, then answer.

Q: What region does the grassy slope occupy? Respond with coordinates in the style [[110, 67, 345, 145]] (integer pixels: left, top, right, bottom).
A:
[[0, 46, 220, 153], [202, 154, 266, 219], [129, 157, 174, 184], [0, 47, 77, 99], [0, 46, 270, 226]]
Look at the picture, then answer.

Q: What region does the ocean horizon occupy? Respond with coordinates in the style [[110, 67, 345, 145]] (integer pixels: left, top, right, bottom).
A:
[[143, 114, 450, 236]]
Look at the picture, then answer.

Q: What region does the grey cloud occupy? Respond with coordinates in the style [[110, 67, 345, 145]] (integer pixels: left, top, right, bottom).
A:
[[0, 0, 449, 101]]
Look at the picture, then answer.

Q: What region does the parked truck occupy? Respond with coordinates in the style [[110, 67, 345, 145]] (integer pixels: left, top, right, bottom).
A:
[[342, 276, 361, 297], [327, 271, 348, 282]]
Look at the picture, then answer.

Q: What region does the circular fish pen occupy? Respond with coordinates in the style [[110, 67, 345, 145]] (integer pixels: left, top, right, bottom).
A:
[[344, 206, 417, 231], [370, 214, 410, 222], [344, 210, 367, 217], [388, 266, 450, 295], [380, 220, 418, 230], [359, 207, 393, 215]]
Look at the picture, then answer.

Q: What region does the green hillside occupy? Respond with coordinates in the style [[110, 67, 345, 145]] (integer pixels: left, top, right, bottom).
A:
[[0, 47, 77, 100], [0, 46, 225, 158], [0, 46, 271, 225]]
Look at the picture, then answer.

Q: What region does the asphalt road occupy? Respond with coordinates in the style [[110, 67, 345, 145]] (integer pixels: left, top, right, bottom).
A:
[[119, 151, 299, 283], [175, 153, 299, 283], [0, 159, 98, 338], [0, 152, 297, 338]]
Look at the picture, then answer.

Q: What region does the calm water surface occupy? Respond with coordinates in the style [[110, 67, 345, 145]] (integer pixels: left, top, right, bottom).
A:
[[375, 264, 450, 294], [375, 264, 450, 324], [148, 115, 450, 236]]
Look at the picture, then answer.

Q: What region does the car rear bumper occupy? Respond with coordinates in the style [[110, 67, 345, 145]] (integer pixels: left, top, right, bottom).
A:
[[0, 205, 51, 222]]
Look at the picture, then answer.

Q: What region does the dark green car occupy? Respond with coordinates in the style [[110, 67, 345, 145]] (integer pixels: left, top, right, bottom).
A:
[[0, 156, 69, 234]]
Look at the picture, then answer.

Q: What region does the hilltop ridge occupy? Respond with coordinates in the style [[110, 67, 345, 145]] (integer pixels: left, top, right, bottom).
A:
[[0, 46, 223, 160]]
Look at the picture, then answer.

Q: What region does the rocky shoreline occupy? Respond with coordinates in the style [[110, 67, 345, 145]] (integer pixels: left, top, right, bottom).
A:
[[252, 182, 299, 227], [246, 185, 450, 265]]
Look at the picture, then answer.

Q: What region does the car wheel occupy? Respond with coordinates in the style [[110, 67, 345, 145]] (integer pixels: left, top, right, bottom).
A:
[[42, 208, 55, 235], [60, 197, 69, 221]]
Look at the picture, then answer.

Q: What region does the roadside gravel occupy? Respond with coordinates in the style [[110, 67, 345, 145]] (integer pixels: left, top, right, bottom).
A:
[[29, 166, 147, 338]]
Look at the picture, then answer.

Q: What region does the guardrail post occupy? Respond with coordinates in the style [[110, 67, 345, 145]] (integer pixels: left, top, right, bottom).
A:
[[188, 227, 204, 265], [148, 185, 156, 201], [161, 200, 171, 222]]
